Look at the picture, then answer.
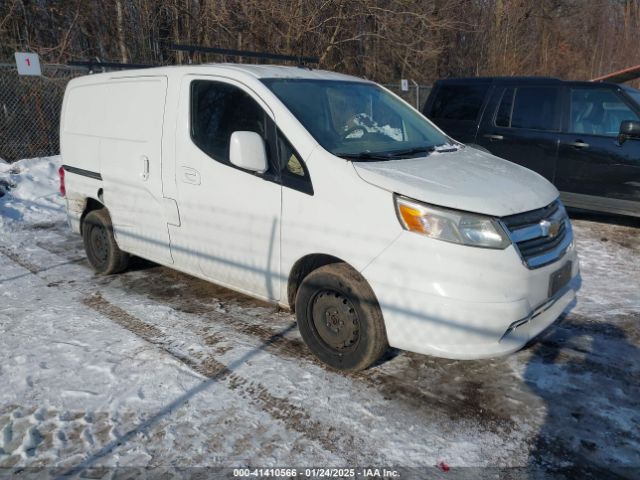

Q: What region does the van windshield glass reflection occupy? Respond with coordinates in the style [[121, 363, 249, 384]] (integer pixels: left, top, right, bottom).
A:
[[262, 79, 451, 160]]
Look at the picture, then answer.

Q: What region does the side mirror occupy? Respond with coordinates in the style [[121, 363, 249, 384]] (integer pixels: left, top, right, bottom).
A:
[[229, 131, 268, 173], [618, 120, 640, 144]]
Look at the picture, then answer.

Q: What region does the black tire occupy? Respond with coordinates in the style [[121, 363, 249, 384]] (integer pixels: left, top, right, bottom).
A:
[[295, 263, 388, 371], [82, 208, 129, 275]]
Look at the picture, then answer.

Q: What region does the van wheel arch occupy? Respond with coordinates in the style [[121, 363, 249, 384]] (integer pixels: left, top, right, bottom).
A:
[[82, 208, 129, 275], [294, 262, 388, 370], [287, 254, 348, 311], [79, 196, 105, 234]]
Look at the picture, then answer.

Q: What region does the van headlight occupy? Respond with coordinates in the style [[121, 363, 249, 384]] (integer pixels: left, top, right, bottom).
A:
[[395, 196, 511, 249]]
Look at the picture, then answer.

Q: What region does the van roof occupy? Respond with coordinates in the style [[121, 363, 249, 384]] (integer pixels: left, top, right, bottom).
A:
[[72, 63, 367, 83]]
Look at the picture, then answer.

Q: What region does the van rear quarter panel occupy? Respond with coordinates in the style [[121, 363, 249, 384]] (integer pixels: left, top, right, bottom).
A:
[[61, 75, 173, 264], [61, 76, 168, 175]]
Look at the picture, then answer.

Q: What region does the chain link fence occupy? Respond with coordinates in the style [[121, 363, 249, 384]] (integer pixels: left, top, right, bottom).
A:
[[382, 83, 432, 111], [0, 64, 86, 162], [0, 63, 432, 163]]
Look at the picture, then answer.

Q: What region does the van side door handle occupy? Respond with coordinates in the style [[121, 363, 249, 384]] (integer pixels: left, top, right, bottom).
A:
[[483, 134, 504, 141], [181, 166, 201, 185], [140, 155, 150, 181], [568, 140, 589, 149]]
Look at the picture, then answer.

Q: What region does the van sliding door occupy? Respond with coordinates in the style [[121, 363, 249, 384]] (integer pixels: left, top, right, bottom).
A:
[[99, 76, 174, 265]]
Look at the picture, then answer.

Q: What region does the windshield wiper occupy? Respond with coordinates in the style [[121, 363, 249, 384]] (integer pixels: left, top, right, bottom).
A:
[[382, 146, 436, 158], [338, 146, 436, 162], [338, 144, 457, 162], [337, 152, 396, 162]]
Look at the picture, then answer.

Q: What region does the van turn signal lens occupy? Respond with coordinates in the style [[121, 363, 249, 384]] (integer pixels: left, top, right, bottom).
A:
[[398, 203, 427, 234]]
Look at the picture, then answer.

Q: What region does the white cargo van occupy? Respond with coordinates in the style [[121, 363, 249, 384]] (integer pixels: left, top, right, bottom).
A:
[[59, 64, 580, 370]]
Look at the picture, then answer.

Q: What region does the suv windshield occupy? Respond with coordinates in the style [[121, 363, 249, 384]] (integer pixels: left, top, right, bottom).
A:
[[262, 79, 451, 159], [625, 88, 640, 107]]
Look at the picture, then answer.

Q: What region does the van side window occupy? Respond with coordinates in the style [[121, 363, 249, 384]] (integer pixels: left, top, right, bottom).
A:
[[430, 84, 489, 121], [276, 129, 313, 195], [569, 88, 639, 136], [191, 80, 268, 165], [509, 87, 561, 131]]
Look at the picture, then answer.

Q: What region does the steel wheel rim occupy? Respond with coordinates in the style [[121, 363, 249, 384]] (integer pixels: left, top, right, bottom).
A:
[[309, 289, 360, 353], [89, 224, 109, 264]]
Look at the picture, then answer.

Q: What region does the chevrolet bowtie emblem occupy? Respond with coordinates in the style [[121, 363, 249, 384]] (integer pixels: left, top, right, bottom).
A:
[[540, 219, 561, 238]]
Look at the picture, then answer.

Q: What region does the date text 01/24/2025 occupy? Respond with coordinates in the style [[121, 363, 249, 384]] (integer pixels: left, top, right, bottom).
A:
[[233, 468, 401, 478]]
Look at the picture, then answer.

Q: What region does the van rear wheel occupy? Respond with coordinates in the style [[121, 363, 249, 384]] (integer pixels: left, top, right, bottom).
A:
[[82, 208, 129, 275], [295, 263, 388, 371]]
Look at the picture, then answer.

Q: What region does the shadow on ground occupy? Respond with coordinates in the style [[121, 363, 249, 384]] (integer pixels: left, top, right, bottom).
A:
[[525, 316, 639, 479]]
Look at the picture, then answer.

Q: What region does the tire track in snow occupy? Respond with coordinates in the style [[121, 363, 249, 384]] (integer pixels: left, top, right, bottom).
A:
[[82, 292, 386, 462], [1, 232, 522, 467], [117, 267, 521, 432], [0, 244, 40, 274], [7, 231, 522, 436]]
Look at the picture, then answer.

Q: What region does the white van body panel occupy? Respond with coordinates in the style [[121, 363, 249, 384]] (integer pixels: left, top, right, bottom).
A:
[[60, 64, 581, 361], [61, 75, 173, 265], [170, 74, 282, 300], [361, 228, 579, 359], [280, 147, 401, 282], [353, 148, 559, 217]]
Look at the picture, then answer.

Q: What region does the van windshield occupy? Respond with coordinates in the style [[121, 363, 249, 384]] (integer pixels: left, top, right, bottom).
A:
[[262, 79, 452, 160]]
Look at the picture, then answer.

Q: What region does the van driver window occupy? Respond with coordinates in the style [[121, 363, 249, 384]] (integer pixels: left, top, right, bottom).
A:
[[569, 89, 639, 137], [191, 80, 267, 164]]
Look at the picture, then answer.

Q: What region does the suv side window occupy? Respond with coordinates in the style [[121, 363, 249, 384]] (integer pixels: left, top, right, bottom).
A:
[[430, 84, 489, 121], [496, 86, 561, 131], [569, 88, 639, 136], [191, 80, 268, 165], [495, 87, 514, 127]]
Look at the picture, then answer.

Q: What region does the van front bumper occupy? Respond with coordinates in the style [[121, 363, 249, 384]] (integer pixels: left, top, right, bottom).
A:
[[360, 231, 580, 359]]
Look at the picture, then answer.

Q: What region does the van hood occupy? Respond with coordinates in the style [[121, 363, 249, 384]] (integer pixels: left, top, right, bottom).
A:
[[352, 147, 559, 217]]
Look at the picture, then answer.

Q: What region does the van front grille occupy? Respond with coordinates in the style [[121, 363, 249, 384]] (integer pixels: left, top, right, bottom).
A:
[[501, 200, 573, 269]]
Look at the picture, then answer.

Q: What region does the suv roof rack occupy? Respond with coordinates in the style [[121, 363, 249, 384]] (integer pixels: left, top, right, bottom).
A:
[[438, 76, 562, 84], [169, 44, 319, 67]]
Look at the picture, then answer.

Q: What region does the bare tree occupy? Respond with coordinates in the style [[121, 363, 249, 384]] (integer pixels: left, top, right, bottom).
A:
[[1, 0, 639, 83]]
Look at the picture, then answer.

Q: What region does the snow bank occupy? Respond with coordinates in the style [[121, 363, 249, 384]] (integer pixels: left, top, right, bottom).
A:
[[0, 155, 65, 228]]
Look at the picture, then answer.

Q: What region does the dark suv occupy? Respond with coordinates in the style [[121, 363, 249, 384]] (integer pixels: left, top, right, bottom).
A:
[[423, 77, 640, 217]]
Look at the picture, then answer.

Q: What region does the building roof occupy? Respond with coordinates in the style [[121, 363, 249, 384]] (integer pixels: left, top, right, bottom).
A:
[[592, 65, 640, 84]]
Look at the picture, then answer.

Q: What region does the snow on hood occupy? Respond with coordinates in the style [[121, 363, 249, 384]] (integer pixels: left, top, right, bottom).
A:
[[352, 147, 559, 217], [0, 156, 65, 227]]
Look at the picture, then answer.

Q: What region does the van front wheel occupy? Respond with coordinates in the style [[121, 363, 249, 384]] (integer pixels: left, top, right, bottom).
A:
[[295, 263, 388, 371], [82, 208, 129, 275]]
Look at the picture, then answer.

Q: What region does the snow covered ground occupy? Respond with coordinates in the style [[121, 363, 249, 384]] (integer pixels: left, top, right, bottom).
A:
[[0, 157, 638, 479]]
